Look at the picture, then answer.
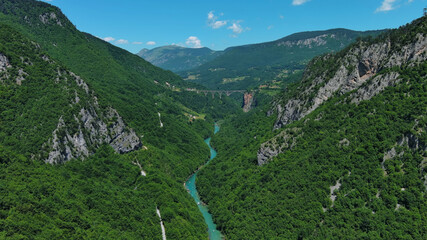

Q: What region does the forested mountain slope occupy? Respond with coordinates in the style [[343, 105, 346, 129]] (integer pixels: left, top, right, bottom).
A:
[[0, 24, 141, 164], [138, 45, 223, 72], [197, 16, 427, 239], [0, 0, 238, 168], [0, 0, 239, 238], [0, 21, 208, 240], [181, 29, 383, 90]]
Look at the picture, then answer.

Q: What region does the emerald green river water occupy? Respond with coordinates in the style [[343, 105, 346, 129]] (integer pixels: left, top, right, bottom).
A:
[[185, 124, 222, 240]]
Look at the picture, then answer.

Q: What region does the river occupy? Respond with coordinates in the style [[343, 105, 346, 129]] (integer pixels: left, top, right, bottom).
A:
[[185, 124, 223, 240]]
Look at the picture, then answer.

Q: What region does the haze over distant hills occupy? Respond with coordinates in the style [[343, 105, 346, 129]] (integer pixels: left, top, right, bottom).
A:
[[140, 29, 384, 90], [137, 45, 223, 72], [182, 28, 384, 90]]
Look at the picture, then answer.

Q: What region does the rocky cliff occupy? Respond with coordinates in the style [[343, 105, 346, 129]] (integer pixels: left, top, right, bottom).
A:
[[277, 33, 334, 48], [0, 26, 141, 164], [258, 17, 427, 165], [41, 69, 142, 164], [242, 92, 255, 112], [272, 32, 426, 130]]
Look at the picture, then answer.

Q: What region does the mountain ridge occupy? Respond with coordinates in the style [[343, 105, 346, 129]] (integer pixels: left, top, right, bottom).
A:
[[137, 45, 223, 72], [179, 28, 384, 90], [196, 16, 427, 239]]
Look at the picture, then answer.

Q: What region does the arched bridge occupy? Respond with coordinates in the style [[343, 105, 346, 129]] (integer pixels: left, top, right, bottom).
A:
[[185, 88, 247, 99]]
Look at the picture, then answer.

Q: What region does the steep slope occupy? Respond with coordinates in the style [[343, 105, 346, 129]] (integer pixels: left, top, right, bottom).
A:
[[0, 22, 210, 240], [0, 0, 239, 239], [137, 45, 223, 72], [268, 19, 427, 133], [0, 0, 238, 170], [0, 24, 141, 164], [181, 29, 383, 90], [197, 17, 427, 239]]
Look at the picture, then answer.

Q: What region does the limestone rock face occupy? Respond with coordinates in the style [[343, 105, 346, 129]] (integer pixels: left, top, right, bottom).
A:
[[257, 128, 302, 165], [272, 33, 427, 130], [258, 26, 427, 165], [44, 71, 142, 164], [277, 34, 335, 48], [349, 72, 400, 104], [39, 12, 63, 26], [0, 53, 11, 72], [243, 92, 255, 112], [0, 30, 141, 164]]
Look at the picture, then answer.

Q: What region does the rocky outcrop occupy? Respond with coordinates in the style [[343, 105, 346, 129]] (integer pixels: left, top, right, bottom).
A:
[[272, 33, 427, 130], [257, 128, 302, 165], [259, 20, 427, 165], [349, 72, 400, 104], [329, 179, 342, 207], [80, 107, 142, 153], [39, 12, 63, 26], [277, 34, 335, 48], [0, 53, 11, 72], [16, 68, 27, 85], [0, 26, 141, 164], [382, 128, 426, 176], [44, 71, 142, 164], [46, 117, 89, 164], [243, 92, 255, 112]]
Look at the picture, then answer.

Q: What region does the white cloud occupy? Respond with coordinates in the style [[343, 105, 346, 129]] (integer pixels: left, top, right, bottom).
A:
[[186, 36, 202, 48], [132, 42, 143, 45], [103, 37, 115, 42], [267, 25, 274, 30], [116, 39, 129, 44], [146, 41, 156, 46], [292, 0, 310, 6], [376, 0, 397, 12], [212, 20, 228, 29], [228, 22, 243, 34], [207, 11, 228, 29], [279, 15, 285, 19], [208, 11, 215, 21]]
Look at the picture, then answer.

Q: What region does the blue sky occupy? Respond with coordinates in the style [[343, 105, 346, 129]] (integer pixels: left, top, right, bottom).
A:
[[41, 0, 427, 53]]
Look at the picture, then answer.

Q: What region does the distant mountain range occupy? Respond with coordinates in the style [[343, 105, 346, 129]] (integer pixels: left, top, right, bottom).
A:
[[139, 29, 384, 90], [137, 45, 223, 72]]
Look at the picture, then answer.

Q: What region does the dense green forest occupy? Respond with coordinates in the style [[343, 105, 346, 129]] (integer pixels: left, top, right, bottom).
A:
[[0, 0, 240, 238], [198, 61, 427, 240], [0, 145, 209, 239], [1, 0, 426, 239], [0, 17, 210, 240], [197, 19, 427, 239]]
